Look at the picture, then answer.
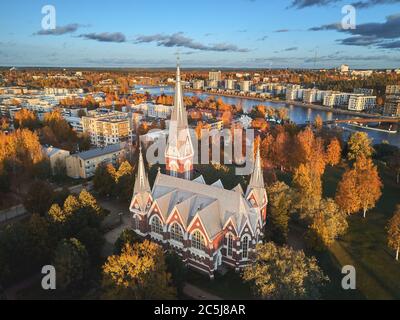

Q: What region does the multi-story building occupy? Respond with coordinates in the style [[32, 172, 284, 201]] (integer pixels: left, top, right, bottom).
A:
[[285, 85, 303, 101], [82, 109, 134, 147], [42, 146, 71, 175], [323, 92, 352, 108], [224, 79, 237, 90], [384, 95, 400, 117], [239, 80, 252, 93], [348, 95, 376, 111], [130, 65, 267, 278], [386, 85, 400, 95], [192, 80, 205, 90], [133, 103, 173, 119], [209, 71, 222, 82], [339, 64, 349, 74], [66, 143, 127, 179], [353, 88, 374, 96]]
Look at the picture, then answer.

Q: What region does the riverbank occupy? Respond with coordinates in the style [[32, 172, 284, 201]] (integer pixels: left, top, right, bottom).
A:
[[185, 88, 390, 119]]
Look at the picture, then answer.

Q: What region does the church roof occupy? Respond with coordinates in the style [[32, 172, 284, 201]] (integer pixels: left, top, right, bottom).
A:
[[151, 172, 260, 239]]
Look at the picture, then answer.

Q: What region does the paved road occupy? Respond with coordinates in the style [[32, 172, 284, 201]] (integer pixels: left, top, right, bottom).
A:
[[0, 182, 94, 225], [183, 283, 222, 300]]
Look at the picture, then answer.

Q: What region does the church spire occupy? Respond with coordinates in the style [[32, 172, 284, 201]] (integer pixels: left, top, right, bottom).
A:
[[165, 59, 194, 179], [172, 58, 188, 129], [249, 143, 264, 189], [134, 145, 150, 194]]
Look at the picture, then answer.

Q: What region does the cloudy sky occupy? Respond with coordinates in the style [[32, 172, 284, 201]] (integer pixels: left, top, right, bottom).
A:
[[0, 0, 399, 68]]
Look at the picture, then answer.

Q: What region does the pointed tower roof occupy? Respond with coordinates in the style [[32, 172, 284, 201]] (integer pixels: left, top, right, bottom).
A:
[[134, 145, 151, 194], [246, 143, 267, 208], [248, 144, 264, 189], [165, 60, 194, 159], [172, 62, 189, 129]]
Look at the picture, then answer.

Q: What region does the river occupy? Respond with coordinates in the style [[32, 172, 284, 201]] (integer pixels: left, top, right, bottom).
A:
[[135, 86, 400, 147]]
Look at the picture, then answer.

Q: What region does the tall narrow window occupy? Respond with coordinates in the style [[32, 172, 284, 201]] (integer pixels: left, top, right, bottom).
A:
[[151, 216, 163, 234], [192, 230, 206, 251], [170, 223, 184, 242], [227, 234, 233, 257], [242, 236, 249, 259]]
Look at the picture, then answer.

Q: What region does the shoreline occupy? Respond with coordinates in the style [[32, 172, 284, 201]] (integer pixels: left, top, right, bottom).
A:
[[185, 88, 391, 119]]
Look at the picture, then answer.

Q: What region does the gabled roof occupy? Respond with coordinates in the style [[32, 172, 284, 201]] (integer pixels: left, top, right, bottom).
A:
[[211, 179, 224, 189]]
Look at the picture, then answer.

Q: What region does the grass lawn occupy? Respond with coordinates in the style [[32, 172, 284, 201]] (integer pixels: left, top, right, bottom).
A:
[[319, 163, 400, 299], [188, 163, 399, 300]]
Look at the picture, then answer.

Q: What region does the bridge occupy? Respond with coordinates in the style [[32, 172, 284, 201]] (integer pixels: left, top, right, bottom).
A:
[[323, 118, 400, 125]]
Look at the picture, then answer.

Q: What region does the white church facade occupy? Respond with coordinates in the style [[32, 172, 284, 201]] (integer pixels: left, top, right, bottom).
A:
[[129, 65, 268, 278]]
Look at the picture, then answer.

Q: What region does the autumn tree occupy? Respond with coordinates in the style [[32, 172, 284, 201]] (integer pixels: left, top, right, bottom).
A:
[[53, 238, 90, 292], [102, 241, 176, 299], [314, 115, 323, 131], [115, 161, 134, 202], [347, 132, 373, 161], [266, 181, 293, 244], [242, 242, 328, 299], [326, 138, 342, 166], [335, 169, 361, 215], [13, 109, 40, 130], [335, 157, 382, 218], [292, 163, 322, 220], [354, 156, 382, 218], [307, 198, 348, 250], [387, 205, 400, 261]]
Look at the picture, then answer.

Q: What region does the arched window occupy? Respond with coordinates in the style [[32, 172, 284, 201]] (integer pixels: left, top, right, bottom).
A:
[[191, 230, 206, 251], [227, 234, 233, 257], [170, 162, 178, 177], [242, 236, 249, 259], [151, 216, 163, 234], [134, 216, 140, 230], [184, 161, 191, 180], [170, 223, 184, 242]]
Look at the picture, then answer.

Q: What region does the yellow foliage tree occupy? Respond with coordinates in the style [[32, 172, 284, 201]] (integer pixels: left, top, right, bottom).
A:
[[102, 241, 176, 299]]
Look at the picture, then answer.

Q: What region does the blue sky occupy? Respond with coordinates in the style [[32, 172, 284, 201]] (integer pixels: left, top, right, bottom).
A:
[[0, 0, 399, 68]]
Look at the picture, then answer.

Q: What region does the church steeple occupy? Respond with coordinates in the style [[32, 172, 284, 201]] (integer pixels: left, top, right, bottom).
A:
[[165, 59, 194, 180], [246, 143, 267, 212], [134, 145, 151, 194], [131, 143, 152, 213], [248, 144, 264, 190]]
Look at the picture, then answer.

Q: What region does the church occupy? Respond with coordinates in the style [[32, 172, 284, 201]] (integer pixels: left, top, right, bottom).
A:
[[129, 64, 268, 278]]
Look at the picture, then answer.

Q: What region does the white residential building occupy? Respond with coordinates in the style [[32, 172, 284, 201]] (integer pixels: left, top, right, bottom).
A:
[[348, 95, 376, 111]]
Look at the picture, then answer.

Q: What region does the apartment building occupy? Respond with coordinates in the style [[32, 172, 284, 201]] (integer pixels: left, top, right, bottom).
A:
[[82, 109, 134, 147], [348, 95, 376, 111], [66, 143, 127, 179], [384, 95, 400, 117]]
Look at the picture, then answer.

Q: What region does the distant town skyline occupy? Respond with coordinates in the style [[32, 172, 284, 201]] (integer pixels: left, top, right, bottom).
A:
[[1, 0, 399, 69]]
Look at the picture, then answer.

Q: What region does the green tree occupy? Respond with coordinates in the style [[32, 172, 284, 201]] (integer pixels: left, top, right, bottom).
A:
[[53, 238, 90, 292], [23, 180, 55, 215], [165, 251, 187, 297], [266, 181, 293, 244], [102, 241, 176, 299], [115, 161, 134, 202], [0, 214, 52, 284], [93, 163, 116, 197], [242, 242, 328, 300], [114, 229, 142, 254]]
